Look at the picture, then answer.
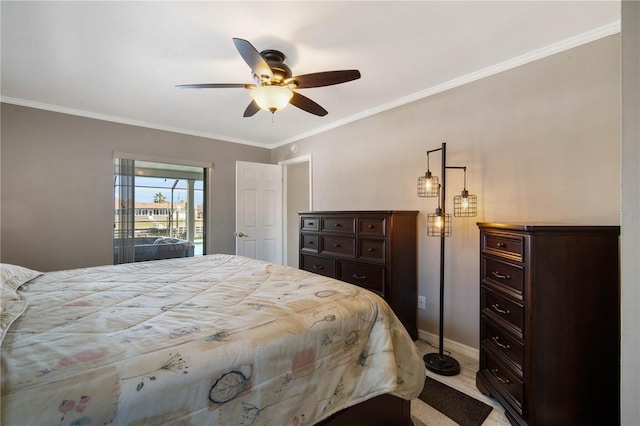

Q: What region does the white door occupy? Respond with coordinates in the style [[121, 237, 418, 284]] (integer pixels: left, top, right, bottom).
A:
[[235, 161, 283, 264]]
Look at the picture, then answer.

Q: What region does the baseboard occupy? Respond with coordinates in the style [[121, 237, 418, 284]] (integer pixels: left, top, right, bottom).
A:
[[417, 329, 479, 361]]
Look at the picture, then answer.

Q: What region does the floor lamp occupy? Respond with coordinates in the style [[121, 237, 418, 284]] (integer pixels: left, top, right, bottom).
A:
[[417, 142, 477, 376]]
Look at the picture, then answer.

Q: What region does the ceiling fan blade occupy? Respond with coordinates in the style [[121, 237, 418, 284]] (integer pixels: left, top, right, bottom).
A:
[[289, 92, 328, 116], [232, 38, 273, 81], [243, 100, 261, 117], [176, 83, 255, 89], [287, 70, 361, 89]]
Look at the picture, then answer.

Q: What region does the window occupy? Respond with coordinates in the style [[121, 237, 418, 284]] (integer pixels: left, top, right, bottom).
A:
[[114, 158, 207, 264]]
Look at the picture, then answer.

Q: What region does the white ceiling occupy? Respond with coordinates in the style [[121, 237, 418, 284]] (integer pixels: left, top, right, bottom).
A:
[[1, 1, 620, 148]]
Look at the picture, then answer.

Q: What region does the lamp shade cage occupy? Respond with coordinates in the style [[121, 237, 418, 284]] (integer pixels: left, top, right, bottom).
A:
[[417, 172, 440, 197], [427, 209, 452, 237], [453, 189, 478, 217]]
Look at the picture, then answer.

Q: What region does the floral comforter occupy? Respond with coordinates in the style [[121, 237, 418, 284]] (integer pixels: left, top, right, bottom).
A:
[[1, 255, 424, 425]]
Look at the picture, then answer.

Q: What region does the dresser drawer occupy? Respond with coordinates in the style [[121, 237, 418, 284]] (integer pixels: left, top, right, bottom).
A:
[[482, 350, 524, 414], [300, 254, 336, 278], [358, 218, 386, 237], [339, 261, 385, 296], [482, 257, 524, 299], [321, 235, 355, 257], [300, 234, 319, 253], [322, 216, 356, 234], [358, 239, 385, 262], [482, 232, 524, 262], [301, 216, 320, 231], [481, 317, 524, 376], [481, 288, 524, 339]]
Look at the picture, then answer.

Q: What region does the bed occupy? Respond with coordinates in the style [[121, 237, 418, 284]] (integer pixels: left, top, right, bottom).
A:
[[1, 255, 424, 425]]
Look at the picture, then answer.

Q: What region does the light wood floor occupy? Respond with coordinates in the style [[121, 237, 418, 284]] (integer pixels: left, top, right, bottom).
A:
[[414, 339, 511, 426]]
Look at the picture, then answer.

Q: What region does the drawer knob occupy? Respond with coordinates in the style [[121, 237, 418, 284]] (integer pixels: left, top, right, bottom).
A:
[[334, 244, 341, 248], [491, 303, 510, 315], [367, 248, 375, 252], [492, 271, 511, 280], [490, 368, 511, 385], [312, 265, 324, 270], [367, 225, 374, 229], [308, 222, 314, 226], [335, 223, 342, 227], [308, 241, 314, 245], [497, 242, 506, 249], [352, 274, 367, 280], [491, 336, 511, 350]]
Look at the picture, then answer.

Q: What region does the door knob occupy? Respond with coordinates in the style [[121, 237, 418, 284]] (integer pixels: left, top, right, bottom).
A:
[[235, 232, 248, 237]]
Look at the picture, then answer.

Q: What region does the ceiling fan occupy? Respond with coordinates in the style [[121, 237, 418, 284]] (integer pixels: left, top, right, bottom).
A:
[[176, 38, 361, 117]]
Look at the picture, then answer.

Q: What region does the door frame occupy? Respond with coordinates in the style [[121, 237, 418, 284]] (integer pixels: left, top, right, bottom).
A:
[[279, 154, 313, 267]]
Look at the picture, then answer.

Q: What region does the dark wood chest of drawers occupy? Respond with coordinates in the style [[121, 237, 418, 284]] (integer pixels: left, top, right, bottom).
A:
[[476, 223, 620, 425], [299, 211, 418, 339]]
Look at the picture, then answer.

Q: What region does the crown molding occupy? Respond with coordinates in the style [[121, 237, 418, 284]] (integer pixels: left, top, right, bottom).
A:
[[0, 96, 271, 148], [273, 21, 621, 148]]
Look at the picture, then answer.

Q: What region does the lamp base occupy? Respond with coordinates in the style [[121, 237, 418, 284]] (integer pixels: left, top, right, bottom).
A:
[[423, 353, 461, 376]]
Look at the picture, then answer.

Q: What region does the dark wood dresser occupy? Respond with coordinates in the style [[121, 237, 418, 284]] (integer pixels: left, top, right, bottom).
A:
[[299, 211, 418, 340], [476, 223, 620, 425]]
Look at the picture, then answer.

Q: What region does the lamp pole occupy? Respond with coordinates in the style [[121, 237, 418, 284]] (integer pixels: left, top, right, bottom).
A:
[[423, 142, 461, 376]]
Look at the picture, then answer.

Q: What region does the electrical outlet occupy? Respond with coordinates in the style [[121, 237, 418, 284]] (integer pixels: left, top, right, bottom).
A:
[[417, 295, 426, 310]]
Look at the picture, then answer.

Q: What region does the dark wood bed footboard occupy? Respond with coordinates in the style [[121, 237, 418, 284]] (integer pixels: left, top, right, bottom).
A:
[[316, 393, 412, 426]]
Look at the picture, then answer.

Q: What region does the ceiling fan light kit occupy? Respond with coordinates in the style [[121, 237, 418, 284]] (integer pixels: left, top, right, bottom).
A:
[[177, 38, 361, 117], [250, 85, 294, 113]]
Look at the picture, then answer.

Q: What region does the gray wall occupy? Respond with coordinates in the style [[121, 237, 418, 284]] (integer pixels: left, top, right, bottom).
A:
[[0, 104, 270, 271], [621, 1, 640, 424], [271, 35, 621, 348]]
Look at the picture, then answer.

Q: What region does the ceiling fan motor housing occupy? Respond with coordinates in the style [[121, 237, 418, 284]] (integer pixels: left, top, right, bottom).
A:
[[257, 49, 291, 85]]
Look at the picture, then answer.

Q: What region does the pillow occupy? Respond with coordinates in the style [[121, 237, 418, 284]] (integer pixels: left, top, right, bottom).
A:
[[0, 264, 38, 343], [1, 298, 28, 343], [153, 238, 180, 244], [1, 285, 27, 342], [1, 263, 42, 291]]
